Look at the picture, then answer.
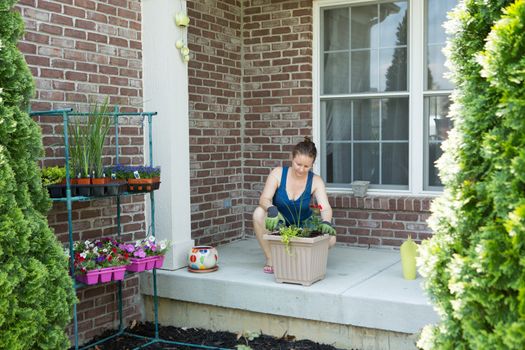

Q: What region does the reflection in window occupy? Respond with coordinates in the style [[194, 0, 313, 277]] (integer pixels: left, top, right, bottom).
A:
[[426, 0, 456, 91], [322, 1, 407, 95], [425, 95, 452, 187], [322, 98, 409, 187]]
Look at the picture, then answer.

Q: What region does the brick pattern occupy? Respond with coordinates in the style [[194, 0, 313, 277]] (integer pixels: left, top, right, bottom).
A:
[[187, 0, 244, 246], [16, 0, 144, 345], [242, 0, 315, 228], [330, 195, 433, 246]]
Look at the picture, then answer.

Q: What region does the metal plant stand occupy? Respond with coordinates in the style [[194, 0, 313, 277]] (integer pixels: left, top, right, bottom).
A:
[[30, 108, 230, 350]]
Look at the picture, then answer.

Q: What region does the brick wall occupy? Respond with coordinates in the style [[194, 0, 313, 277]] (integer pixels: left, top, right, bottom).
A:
[[17, 0, 144, 344], [242, 0, 316, 228], [187, 0, 244, 246]]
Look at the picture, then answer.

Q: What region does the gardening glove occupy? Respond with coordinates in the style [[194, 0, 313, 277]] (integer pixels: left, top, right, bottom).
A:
[[265, 206, 285, 231], [320, 221, 336, 235]]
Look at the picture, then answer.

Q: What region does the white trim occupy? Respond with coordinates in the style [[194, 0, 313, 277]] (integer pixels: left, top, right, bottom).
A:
[[142, 0, 194, 269], [313, 1, 321, 176], [410, 0, 424, 195]]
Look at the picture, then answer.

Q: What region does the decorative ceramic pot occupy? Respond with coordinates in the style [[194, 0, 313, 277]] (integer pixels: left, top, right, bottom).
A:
[[187, 246, 218, 270]]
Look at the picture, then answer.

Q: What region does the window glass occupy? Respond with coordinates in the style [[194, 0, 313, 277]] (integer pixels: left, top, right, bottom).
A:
[[426, 0, 456, 91], [320, 0, 457, 192], [326, 143, 352, 184], [425, 95, 452, 187], [324, 8, 349, 51], [324, 100, 352, 141]]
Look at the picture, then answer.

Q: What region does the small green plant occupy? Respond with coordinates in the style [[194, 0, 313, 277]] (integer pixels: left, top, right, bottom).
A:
[[68, 117, 91, 178], [41, 166, 66, 186], [278, 225, 302, 254], [89, 97, 111, 178], [235, 330, 260, 350]]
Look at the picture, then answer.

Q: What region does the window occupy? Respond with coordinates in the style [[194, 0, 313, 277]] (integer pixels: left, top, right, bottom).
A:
[[316, 0, 457, 193]]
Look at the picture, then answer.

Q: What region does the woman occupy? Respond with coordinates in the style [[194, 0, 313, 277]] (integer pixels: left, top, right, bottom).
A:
[[252, 137, 336, 274]]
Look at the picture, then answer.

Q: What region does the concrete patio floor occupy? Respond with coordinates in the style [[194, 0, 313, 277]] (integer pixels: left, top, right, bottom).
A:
[[141, 238, 439, 350]]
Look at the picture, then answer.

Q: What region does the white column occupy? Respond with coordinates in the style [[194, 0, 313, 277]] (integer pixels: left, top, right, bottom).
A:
[[142, 0, 194, 269]]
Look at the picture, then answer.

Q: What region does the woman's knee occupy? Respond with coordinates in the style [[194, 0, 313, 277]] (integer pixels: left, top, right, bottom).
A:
[[253, 206, 266, 223]]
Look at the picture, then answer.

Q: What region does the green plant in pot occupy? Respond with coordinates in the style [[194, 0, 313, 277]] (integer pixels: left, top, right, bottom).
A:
[[41, 166, 67, 198], [88, 98, 111, 196], [89, 97, 111, 185], [41, 166, 66, 186], [127, 165, 161, 192], [68, 117, 91, 183]]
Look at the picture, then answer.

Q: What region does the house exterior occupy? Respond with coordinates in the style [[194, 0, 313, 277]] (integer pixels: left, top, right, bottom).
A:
[[16, 0, 455, 343]]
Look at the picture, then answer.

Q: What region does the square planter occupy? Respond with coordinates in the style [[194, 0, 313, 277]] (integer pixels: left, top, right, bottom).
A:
[[99, 267, 114, 283], [154, 255, 165, 269], [351, 180, 369, 197], [112, 266, 127, 281], [126, 258, 148, 272], [76, 270, 100, 285], [263, 234, 330, 286]]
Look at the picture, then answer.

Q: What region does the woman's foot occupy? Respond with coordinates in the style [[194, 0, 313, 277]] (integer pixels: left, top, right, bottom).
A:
[[263, 265, 274, 274]]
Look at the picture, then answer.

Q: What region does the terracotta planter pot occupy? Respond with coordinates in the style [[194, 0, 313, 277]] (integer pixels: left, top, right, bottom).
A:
[[127, 178, 155, 192], [263, 234, 330, 286]]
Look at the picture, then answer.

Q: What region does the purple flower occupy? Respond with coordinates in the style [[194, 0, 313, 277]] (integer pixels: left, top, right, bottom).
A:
[[133, 249, 146, 258], [96, 256, 105, 262]]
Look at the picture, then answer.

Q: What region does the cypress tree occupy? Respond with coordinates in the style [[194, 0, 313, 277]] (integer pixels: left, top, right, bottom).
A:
[[0, 0, 76, 348], [418, 0, 525, 348]]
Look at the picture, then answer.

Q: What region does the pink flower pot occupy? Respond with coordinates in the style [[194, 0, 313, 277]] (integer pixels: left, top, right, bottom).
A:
[[126, 258, 147, 272], [154, 255, 165, 269], [144, 256, 156, 270], [76, 270, 100, 285], [112, 266, 127, 281], [99, 267, 113, 283]]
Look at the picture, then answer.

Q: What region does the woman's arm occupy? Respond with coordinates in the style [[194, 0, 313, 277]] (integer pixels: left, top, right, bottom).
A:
[[258, 167, 281, 211], [312, 175, 333, 222]]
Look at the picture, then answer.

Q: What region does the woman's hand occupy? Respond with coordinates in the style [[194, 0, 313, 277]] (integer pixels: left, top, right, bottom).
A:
[[319, 221, 336, 235], [265, 206, 284, 231]]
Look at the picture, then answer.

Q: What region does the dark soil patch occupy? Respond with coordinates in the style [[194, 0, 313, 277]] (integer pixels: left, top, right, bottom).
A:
[[78, 321, 346, 350]]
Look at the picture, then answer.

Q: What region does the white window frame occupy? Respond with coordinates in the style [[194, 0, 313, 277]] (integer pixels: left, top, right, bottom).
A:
[[313, 0, 444, 196]]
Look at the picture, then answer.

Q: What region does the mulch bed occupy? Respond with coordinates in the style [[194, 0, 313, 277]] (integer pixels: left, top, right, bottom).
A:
[[78, 321, 346, 349]]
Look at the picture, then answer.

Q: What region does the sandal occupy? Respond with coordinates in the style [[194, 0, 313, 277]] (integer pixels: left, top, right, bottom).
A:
[[263, 265, 274, 274]]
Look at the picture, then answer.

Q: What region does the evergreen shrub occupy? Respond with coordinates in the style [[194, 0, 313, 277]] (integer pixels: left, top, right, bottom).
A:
[[418, 0, 525, 349], [0, 0, 76, 348]]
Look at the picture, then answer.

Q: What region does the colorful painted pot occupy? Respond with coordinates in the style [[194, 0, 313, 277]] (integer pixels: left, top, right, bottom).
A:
[[188, 246, 218, 270]]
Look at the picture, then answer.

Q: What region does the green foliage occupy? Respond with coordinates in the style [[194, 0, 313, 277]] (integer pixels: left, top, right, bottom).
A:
[[418, 1, 525, 349], [0, 1, 76, 348], [41, 166, 66, 186], [278, 225, 301, 254], [68, 98, 112, 178]]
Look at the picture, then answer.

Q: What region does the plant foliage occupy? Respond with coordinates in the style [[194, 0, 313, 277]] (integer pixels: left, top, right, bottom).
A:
[[0, 0, 76, 348], [418, 1, 525, 349]]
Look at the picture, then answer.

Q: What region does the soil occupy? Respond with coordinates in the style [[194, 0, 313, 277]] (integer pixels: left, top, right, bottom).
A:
[[78, 321, 347, 350]]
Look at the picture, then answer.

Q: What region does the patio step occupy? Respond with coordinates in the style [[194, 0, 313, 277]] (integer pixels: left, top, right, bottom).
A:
[[140, 238, 438, 350]]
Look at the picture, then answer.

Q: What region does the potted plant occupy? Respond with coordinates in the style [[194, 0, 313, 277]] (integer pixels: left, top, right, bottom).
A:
[[263, 203, 335, 286], [122, 236, 169, 272], [127, 165, 161, 192], [103, 165, 128, 196], [73, 238, 130, 285], [41, 166, 67, 198], [89, 98, 111, 196]]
